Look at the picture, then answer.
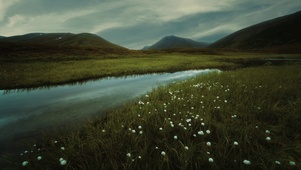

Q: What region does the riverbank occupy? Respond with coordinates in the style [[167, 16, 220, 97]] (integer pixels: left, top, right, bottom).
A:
[[3, 64, 301, 169], [1, 52, 300, 90], [0, 70, 217, 153]]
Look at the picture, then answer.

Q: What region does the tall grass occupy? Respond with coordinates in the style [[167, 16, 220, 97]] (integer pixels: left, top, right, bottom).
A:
[[0, 52, 253, 89], [3, 65, 301, 169], [1, 52, 300, 89]]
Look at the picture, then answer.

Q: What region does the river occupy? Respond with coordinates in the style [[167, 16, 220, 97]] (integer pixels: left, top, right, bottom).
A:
[[0, 69, 219, 155]]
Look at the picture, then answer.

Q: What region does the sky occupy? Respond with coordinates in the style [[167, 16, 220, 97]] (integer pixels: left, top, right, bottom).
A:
[[0, 0, 300, 49]]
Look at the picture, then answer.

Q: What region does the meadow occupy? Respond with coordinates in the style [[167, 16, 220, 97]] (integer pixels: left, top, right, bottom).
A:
[[3, 63, 301, 169], [1, 51, 300, 89]]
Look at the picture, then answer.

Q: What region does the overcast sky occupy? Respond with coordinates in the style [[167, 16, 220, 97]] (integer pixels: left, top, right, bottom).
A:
[[0, 0, 300, 49]]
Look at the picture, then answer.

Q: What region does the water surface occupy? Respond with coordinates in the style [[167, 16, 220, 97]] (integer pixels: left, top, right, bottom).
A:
[[0, 69, 219, 149]]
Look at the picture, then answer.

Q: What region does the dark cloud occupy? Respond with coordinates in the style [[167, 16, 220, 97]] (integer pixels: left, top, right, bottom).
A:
[[0, 0, 300, 49]]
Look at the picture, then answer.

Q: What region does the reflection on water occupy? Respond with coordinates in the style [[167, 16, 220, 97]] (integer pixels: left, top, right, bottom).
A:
[[0, 69, 220, 151]]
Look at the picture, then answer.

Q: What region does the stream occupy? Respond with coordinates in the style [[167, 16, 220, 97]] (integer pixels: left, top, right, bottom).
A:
[[0, 69, 219, 154]]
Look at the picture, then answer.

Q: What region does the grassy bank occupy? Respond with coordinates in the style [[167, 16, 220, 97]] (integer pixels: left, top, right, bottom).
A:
[[3, 64, 301, 169], [1, 52, 300, 89], [0, 53, 230, 89]]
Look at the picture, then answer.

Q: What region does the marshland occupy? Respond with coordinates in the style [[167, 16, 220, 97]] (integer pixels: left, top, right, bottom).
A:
[[1, 51, 301, 169]]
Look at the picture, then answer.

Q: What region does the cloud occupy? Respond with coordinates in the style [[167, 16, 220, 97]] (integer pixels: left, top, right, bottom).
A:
[[0, 0, 19, 21], [0, 0, 300, 49], [185, 0, 301, 44], [0, 9, 95, 35]]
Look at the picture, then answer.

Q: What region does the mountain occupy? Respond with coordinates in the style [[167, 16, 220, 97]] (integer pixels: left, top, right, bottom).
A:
[[0, 33, 126, 49], [209, 11, 301, 52], [0, 36, 5, 39], [142, 46, 151, 50], [144, 35, 208, 50]]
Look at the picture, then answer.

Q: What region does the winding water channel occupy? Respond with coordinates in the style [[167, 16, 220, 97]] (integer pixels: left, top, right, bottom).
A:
[[0, 69, 219, 153]]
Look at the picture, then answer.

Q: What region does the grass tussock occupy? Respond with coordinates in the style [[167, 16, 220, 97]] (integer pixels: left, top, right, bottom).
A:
[[3, 65, 301, 169]]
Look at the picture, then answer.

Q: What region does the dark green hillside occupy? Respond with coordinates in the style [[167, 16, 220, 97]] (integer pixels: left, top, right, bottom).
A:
[[0, 33, 126, 49], [209, 11, 301, 53], [144, 35, 208, 50]]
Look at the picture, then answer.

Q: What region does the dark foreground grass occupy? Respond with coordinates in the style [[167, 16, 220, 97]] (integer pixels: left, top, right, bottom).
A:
[[3, 64, 301, 169]]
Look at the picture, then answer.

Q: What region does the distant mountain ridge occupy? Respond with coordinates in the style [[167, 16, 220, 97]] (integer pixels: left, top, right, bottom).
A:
[[0, 33, 126, 49], [209, 10, 301, 52], [143, 35, 208, 50]]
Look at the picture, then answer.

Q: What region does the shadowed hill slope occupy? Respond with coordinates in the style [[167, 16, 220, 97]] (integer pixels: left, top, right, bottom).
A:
[[0, 33, 126, 49], [209, 11, 301, 53], [144, 35, 208, 50]]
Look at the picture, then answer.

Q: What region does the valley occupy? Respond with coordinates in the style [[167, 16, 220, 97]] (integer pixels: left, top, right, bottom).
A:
[[1, 8, 301, 169]]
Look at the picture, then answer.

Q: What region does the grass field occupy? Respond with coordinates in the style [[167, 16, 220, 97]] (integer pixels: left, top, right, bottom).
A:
[[1, 51, 300, 89], [3, 63, 301, 169]]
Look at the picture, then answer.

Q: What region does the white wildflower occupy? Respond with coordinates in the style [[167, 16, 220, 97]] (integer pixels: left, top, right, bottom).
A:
[[197, 131, 204, 135], [206, 142, 211, 146], [289, 161, 296, 166], [22, 161, 29, 166], [275, 161, 281, 165], [208, 158, 214, 163], [243, 160, 251, 165], [60, 159, 67, 166]]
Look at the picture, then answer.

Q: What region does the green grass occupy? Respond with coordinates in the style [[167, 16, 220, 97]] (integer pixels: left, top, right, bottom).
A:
[[1, 52, 300, 89], [0, 53, 234, 89], [3, 64, 301, 169]]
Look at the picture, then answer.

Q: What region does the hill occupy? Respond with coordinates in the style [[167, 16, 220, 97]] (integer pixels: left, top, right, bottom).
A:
[[209, 11, 301, 53], [0, 33, 126, 49], [143, 35, 208, 50]]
